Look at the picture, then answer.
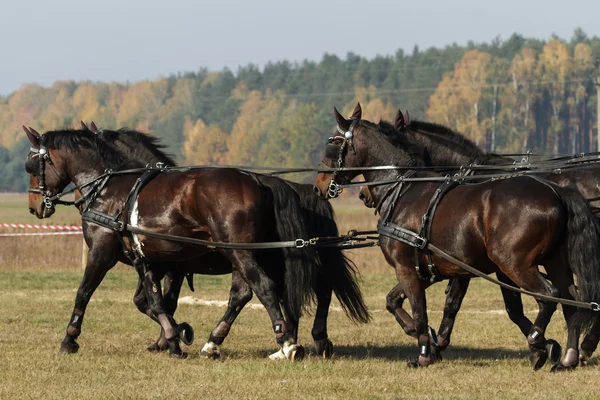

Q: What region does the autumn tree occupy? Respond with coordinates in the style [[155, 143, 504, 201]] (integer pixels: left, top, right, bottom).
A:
[[427, 50, 495, 149], [182, 116, 228, 165]]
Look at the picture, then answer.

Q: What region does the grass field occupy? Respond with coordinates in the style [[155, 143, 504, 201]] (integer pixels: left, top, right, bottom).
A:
[[1, 193, 600, 399]]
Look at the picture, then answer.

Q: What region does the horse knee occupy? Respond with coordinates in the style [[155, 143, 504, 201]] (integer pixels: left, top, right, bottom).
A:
[[386, 290, 405, 313]]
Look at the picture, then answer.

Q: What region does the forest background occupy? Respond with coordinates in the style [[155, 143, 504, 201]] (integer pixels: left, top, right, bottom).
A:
[[1, 30, 599, 191]]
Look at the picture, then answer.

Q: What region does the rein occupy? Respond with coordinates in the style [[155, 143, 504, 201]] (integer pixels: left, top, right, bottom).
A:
[[427, 242, 600, 311]]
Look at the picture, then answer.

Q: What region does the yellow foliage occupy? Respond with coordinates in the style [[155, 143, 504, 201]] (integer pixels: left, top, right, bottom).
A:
[[427, 50, 493, 147], [182, 116, 228, 165]]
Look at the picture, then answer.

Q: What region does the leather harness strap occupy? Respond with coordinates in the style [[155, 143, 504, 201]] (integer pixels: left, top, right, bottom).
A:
[[378, 178, 458, 283]]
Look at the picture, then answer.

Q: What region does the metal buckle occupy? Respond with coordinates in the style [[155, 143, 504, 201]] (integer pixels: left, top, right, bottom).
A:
[[44, 195, 54, 209], [591, 302, 600, 312], [414, 236, 427, 249], [327, 181, 342, 199]]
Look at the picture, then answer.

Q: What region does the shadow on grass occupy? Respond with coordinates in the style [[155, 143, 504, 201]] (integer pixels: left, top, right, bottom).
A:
[[324, 344, 526, 362], [239, 343, 530, 363]]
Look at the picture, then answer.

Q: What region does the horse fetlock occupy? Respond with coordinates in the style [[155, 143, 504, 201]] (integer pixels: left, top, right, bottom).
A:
[[527, 327, 546, 349], [273, 319, 289, 343], [580, 334, 599, 357]]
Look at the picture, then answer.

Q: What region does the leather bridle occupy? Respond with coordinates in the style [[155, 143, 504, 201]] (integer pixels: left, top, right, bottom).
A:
[[323, 119, 358, 198], [27, 144, 69, 209]]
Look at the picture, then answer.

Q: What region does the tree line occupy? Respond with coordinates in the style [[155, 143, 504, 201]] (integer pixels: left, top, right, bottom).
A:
[[1, 30, 599, 191]]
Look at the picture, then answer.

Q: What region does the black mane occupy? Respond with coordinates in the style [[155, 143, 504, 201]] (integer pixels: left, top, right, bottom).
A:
[[41, 129, 127, 170], [99, 128, 177, 166], [407, 120, 486, 158], [407, 120, 514, 165]]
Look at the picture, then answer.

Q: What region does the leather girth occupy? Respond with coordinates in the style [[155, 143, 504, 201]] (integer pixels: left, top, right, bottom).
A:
[[82, 168, 164, 270], [378, 179, 459, 283]]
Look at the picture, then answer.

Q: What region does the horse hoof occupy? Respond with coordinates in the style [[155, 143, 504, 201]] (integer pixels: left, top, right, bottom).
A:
[[201, 342, 220, 359], [550, 348, 579, 372], [579, 348, 593, 366], [314, 338, 333, 359], [550, 363, 576, 372], [406, 359, 420, 368], [147, 343, 161, 352], [178, 322, 194, 346], [546, 339, 562, 367], [290, 345, 305, 361], [169, 350, 188, 359], [430, 344, 443, 362], [529, 349, 548, 371], [200, 351, 220, 360], [147, 341, 169, 352], [60, 339, 80, 354], [269, 349, 286, 361]]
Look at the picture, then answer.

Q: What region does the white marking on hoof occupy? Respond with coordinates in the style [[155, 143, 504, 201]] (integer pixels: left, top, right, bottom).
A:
[[269, 349, 286, 361], [268, 341, 302, 361], [282, 341, 297, 359], [201, 341, 220, 358]]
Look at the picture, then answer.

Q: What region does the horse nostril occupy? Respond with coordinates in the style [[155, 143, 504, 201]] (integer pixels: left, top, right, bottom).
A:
[[313, 185, 320, 195], [29, 208, 35, 215], [359, 192, 365, 201]]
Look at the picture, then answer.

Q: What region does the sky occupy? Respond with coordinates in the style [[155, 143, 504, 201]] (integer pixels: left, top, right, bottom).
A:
[[1, 0, 599, 96]]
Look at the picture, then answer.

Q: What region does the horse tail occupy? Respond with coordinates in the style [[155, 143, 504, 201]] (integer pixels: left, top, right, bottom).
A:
[[555, 185, 600, 332], [256, 176, 317, 322], [290, 183, 371, 324]]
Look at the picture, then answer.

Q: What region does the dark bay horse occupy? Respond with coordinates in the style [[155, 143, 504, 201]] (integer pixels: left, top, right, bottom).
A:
[[85, 123, 369, 358], [314, 105, 600, 369], [388, 114, 600, 362], [24, 127, 326, 360]]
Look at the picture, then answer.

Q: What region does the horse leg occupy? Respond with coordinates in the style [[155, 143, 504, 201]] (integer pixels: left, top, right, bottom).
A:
[[497, 271, 533, 337], [545, 258, 580, 371], [580, 318, 600, 365], [141, 268, 190, 358], [132, 269, 163, 351], [386, 284, 417, 338], [227, 250, 302, 361], [434, 278, 471, 359], [496, 266, 559, 370], [312, 275, 333, 358], [390, 263, 433, 368], [200, 271, 252, 359], [146, 270, 186, 352], [60, 245, 116, 354]]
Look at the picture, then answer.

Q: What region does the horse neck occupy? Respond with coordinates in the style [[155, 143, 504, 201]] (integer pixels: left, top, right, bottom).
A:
[[62, 150, 111, 189], [405, 129, 482, 167], [359, 133, 417, 192]]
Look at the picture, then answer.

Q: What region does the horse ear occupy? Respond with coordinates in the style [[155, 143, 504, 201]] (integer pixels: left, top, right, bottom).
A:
[[80, 121, 89, 131], [334, 107, 350, 131], [404, 110, 410, 125], [394, 109, 405, 130], [350, 102, 362, 120], [90, 121, 99, 133], [23, 126, 41, 146], [29, 127, 42, 137]]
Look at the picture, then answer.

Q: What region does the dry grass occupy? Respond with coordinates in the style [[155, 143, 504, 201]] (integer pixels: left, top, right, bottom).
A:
[[1, 193, 600, 399]]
